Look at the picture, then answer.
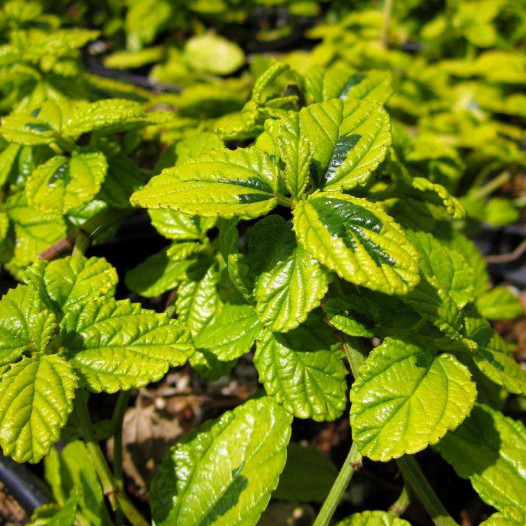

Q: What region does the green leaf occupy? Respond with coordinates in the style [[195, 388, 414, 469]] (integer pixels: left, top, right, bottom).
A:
[[248, 216, 328, 332], [485, 197, 519, 226], [436, 404, 526, 512], [350, 337, 476, 461], [24, 255, 117, 314], [408, 230, 474, 309], [6, 191, 66, 267], [305, 65, 393, 104], [184, 34, 245, 75], [149, 209, 215, 241], [26, 151, 107, 214], [448, 232, 489, 298], [60, 299, 193, 393], [0, 101, 67, 146], [465, 310, 526, 395], [0, 355, 77, 463], [481, 508, 526, 526], [218, 219, 253, 302], [336, 510, 410, 526], [131, 146, 281, 219], [150, 397, 292, 526], [64, 99, 154, 137], [195, 303, 262, 361], [97, 153, 145, 209], [275, 114, 313, 198], [125, 246, 197, 298], [401, 275, 465, 341], [175, 131, 224, 165], [0, 211, 8, 242], [0, 285, 57, 366], [404, 177, 465, 220], [0, 143, 21, 186], [324, 297, 376, 338], [273, 443, 337, 503], [476, 287, 524, 320], [254, 315, 347, 421], [45, 440, 111, 526], [293, 192, 420, 294], [302, 98, 390, 190]]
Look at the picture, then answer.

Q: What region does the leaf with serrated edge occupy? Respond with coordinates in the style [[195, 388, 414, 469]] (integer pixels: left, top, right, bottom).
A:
[[350, 337, 476, 461], [125, 247, 196, 298], [131, 146, 280, 219], [254, 314, 347, 421], [0, 355, 77, 463], [408, 230, 474, 309], [293, 192, 420, 294], [0, 285, 57, 366], [336, 510, 411, 526], [26, 151, 107, 214], [25, 255, 117, 313], [305, 65, 393, 104], [481, 508, 526, 526], [303, 98, 390, 190], [248, 216, 328, 332], [436, 404, 526, 513], [60, 299, 193, 393], [6, 192, 66, 267], [465, 309, 526, 395], [476, 287, 524, 320], [150, 397, 292, 526], [149, 209, 215, 241], [194, 303, 261, 361]]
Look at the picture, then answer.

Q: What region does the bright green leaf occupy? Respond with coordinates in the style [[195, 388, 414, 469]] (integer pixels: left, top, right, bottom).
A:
[[131, 147, 281, 219], [476, 287, 524, 320], [0, 284, 57, 366], [248, 216, 328, 332], [150, 397, 292, 526], [60, 299, 194, 393], [436, 404, 526, 512], [0, 355, 77, 463], [26, 151, 107, 214], [254, 315, 347, 421], [24, 255, 117, 313], [293, 192, 420, 294], [336, 510, 410, 526], [350, 337, 476, 461]]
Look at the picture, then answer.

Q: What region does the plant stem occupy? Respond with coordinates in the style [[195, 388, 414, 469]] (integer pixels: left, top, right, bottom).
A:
[[397, 456, 458, 526], [468, 171, 510, 200], [112, 391, 131, 526], [313, 442, 362, 526], [342, 336, 367, 378], [389, 484, 411, 516], [381, 0, 394, 47], [39, 208, 131, 260], [72, 231, 89, 256], [313, 337, 367, 526], [76, 393, 148, 526]]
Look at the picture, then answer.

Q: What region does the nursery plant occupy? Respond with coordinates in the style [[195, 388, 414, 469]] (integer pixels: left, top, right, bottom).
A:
[[0, 1, 525, 526]]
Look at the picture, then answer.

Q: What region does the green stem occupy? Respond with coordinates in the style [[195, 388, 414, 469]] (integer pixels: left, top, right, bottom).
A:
[[313, 337, 367, 526], [113, 391, 131, 526], [77, 393, 148, 526], [313, 442, 362, 526], [276, 194, 292, 207], [72, 231, 89, 257], [468, 171, 510, 200], [381, 0, 394, 47], [397, 456, 458, 526], [389, 484, 411, 516], [342, 336, 367, 378]]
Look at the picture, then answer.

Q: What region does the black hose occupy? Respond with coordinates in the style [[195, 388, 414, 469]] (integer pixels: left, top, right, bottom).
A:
[[0, 454, 51, 516]]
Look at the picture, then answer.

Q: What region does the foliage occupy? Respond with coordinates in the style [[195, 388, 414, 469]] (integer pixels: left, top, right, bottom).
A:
[[0, 1, 525, 525]]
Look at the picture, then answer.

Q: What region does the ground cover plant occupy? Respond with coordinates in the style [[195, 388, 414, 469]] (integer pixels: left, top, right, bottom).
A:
[[0, 0, 525, 525]]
